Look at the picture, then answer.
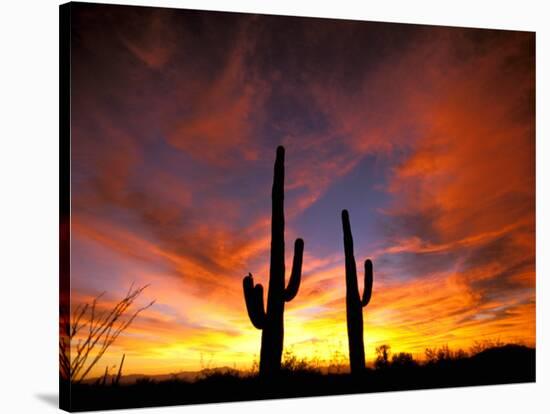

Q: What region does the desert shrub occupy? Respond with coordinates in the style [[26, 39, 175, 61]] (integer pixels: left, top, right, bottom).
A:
[[391, 352, 417, 368], [281, 350, 319, 373], [327, 348, 347, 374], [375, 344, 391, 369], [424, 345, 470, 365], [470, 339, 504, 355], [60, 284, 154, 383]]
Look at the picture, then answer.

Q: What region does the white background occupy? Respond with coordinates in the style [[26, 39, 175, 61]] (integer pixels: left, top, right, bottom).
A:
[[0, 0, 548, 412]]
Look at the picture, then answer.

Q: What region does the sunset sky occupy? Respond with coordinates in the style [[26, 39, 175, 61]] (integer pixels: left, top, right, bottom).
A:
[[69, 3, 535, 377]]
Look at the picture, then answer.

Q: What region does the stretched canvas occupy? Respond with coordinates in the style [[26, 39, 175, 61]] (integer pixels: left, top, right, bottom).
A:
[[59, 2, 536, 411]]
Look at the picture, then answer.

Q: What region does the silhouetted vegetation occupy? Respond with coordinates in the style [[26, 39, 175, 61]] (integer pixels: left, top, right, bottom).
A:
[[59, 284, 154, 383], [281, 349, 321, 375], [113, 354, 125, 386], [67, 343, 534, 411], [242, 146, 305, 376], [341, 210, 374, 374], [375, 344, 391, 370]]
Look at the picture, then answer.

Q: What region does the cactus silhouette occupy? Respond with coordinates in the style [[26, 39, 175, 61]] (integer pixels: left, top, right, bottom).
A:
[[243, 146, 304, 376], [341, 209, 373, 374]]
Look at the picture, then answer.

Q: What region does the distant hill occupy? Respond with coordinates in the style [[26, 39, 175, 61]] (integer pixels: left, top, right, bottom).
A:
[[83, 366, 240, 385]]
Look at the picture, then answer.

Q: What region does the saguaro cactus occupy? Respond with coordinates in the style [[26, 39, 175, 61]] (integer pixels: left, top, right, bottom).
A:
[[341, 209, 374, 374], [243, 146, 304, 376]]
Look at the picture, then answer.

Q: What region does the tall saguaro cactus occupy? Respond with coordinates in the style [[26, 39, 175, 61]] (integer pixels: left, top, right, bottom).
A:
[[341, 209, 374, 374], [243, 146, 304, 376]]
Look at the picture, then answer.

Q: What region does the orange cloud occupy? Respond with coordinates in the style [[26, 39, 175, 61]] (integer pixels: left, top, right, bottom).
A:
[[165, 20, 270, 165], [68, 7, 535, 378]]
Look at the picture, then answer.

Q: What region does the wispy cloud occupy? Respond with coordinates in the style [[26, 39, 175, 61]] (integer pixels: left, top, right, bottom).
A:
[[69, 4, 535, 376]]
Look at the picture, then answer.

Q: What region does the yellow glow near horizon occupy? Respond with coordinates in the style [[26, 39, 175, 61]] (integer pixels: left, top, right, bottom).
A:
[[71, 264, 535, 379]]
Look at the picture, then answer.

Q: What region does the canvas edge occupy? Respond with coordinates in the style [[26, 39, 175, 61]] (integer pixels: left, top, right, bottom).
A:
[[59, 1, 72, 412]]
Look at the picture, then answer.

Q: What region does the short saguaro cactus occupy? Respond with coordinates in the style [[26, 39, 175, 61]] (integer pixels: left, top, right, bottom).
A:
[[341, 209, 374, 374]]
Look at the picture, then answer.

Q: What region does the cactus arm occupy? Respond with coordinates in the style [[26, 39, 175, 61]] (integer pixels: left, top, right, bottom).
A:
[[284, 238, 304, 302], [243, 273, 266, 329], [361, 259, 373, 307]]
